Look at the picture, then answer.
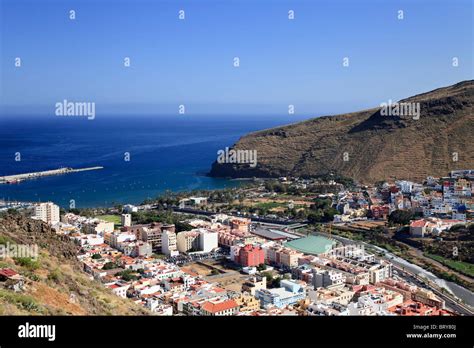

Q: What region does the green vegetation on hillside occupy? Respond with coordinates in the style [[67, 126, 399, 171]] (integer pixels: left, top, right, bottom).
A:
[[424, 253, 474, 278]]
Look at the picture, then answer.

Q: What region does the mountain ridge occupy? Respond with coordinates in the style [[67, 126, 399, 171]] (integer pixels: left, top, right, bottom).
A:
[[209, 80, 474, 183]]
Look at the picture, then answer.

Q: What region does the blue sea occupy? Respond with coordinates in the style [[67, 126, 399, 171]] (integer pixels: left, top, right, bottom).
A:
[[0, 114, 309, 207]]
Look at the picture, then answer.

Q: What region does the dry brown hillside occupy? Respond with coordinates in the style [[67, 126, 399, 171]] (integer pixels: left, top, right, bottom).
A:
[[0, 214, 149, 315], [209, 80, 473, 183]]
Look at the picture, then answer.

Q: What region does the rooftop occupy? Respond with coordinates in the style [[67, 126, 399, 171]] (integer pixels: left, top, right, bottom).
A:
[[410, 220, 427, 228], [0, 268, 19, 278], [251, 228, 299, 241], [201, 299, 238, 313], [285, 235, 336, 255]]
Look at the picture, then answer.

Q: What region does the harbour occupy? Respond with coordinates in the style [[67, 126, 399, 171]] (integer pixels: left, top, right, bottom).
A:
[[0, 166, 104, 184]]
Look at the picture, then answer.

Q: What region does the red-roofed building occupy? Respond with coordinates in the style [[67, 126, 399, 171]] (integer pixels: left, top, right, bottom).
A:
[[230, 218, 250, 233], [107, 282, 130, 298], [0, 268, 21, 281], [410, 219, 428, 237], [237, 245, 265, 267], [0, 268, 25, 292], [371, 205, 390, 220], [200, 299, 239, 316], [388, 301, 453, 316]]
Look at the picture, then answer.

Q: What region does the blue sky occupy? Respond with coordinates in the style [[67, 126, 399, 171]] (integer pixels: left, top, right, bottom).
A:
[[1, 0, 472, 116]]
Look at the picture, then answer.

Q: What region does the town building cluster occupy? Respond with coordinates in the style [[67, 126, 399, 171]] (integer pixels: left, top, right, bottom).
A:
[[47, 207, 456, 316], [15, 170, 472, 315], [334, 173, 473, 238]]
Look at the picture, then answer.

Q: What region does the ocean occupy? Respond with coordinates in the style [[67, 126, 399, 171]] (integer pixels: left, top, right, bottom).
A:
[[0, 114, 308, 207]]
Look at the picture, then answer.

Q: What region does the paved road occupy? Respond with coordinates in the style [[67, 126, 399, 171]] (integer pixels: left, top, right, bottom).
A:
[[391, 264, 473, 315]]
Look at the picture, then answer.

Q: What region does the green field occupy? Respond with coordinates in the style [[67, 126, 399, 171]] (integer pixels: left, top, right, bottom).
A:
[[424, 253, 474, 278], [254, 202, 285, 210], [95, 215, 121, 226]]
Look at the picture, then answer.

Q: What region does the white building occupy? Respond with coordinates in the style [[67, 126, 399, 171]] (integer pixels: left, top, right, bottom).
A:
[[83, 220, 115, 235], [369, 262, 393, 284], [199, 229, 218, 252], [176, 229, 218, 253], [242, 266, 257, 275], [74, 234, 104, 246], [189, 197, 207, 205], [211, 214, 230, 224], [146, 299, 173, 315], [108, 282, 130, 298], [109, 231, 136, 249], [162, 230, 178, 256], [396, 180, 415, 194], [255, 280, 306, 309], [135, 241, 153, 257], [347, 291, 402, 315], [121, 214, 132, 227], [33, 202, 60, 225], [123, 204, 138, 213], [313, 269, 345, 289]]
